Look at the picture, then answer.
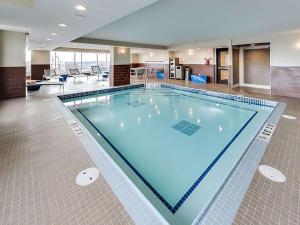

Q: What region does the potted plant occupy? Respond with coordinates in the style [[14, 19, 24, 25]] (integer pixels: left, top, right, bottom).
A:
[[204, 57, 212, 65]]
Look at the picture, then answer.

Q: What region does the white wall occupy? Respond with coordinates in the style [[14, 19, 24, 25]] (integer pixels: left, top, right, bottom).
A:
[[31, 50, 50, 65], [270, 32, 300, 67], [112, 47, 131, 65], [0, 30, 26, 67], [174, 48, 214, 64], [131, 53, 139, 63], [137, 50, 169, 64]]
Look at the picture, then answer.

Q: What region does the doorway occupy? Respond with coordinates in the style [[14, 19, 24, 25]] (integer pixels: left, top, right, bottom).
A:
[[243, 48, 270, 88], [216, 48, 229, 84]]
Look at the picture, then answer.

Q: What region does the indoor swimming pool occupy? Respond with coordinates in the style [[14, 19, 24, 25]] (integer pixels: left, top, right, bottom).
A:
[[58, 84, 280, 225]]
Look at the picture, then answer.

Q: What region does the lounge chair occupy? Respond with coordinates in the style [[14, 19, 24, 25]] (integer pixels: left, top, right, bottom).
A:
[[43, 69, 57, 80], [69, 68, 89, 83], [91, 66, 109, 80], [26, 80, 64, 91]]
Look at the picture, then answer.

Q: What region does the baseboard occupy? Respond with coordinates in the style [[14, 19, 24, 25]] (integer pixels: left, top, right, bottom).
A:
[[241, 83, 271, 89]]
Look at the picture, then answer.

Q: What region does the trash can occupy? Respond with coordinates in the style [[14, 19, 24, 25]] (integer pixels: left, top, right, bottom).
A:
[[185, 67, 190, 81]]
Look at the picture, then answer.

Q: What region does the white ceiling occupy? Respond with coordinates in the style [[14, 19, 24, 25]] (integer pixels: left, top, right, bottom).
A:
[[85, 0, 300, 47], [0, 0, 158, 50]]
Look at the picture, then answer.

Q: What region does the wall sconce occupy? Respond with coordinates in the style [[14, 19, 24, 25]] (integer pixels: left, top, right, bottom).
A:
[[119, 48, 126, 54], [150, 52, 154, 57], [188, 49, 194, 56], [296, 42, 300, 49]]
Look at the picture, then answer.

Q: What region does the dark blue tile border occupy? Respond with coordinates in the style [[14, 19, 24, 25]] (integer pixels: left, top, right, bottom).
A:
[[161, 83, 277, 108], [75, 103, 258, 214], [58, 83, 277, 109], [58, 84, 144, 101]]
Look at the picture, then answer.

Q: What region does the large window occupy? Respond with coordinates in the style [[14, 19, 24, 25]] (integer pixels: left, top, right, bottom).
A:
[[50, 51, 110, 73], [82, 52, 97, 72], [75, 52, 81, 71], [56, 51, 75, 73]]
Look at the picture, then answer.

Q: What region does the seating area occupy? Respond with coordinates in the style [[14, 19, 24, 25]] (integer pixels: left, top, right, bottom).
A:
[[26, 66, 110, 92]]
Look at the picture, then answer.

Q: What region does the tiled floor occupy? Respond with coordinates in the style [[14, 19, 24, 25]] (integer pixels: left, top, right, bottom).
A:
[[0, 76, 299, 225]]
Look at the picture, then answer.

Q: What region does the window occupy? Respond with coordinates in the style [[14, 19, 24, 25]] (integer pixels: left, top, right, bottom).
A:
[[75, 52, 81, 71], [98, 53, 110, 72], [50, 51, 110, 73], [82, 52, 97, 72], [50, 51, 56, 70], [56, 51, 75, 73]]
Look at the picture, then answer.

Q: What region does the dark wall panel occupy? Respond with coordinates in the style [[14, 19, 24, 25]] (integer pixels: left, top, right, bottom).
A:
[[31, 64, 50, 80], [0, 67, 26, 99], [244, 49, 270, 86]]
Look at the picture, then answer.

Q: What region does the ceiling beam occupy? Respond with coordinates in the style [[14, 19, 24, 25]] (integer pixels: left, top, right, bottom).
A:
[[72, 37, 167, 50]]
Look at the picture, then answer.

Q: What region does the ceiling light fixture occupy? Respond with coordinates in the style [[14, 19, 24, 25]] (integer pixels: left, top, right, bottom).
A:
[[58, 23, 67, 27], [46, 38, 51, 41], [51, 32, 57, 36], [75, 5, 87, 11]]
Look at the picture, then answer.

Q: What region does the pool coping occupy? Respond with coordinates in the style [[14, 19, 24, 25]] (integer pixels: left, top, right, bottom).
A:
[[54, 83, 285, 225]]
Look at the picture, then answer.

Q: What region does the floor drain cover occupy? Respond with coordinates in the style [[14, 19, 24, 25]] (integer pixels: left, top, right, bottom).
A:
[[282, 114, 297, 120], [76, 167, 99, 186], [258, 165, 286, 183]]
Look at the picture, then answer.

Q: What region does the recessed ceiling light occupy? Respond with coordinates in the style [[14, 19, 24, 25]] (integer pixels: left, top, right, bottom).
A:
[[39, 46, 44, 48], [75, 5, 87, 11], [75, 14, 86, 18], [51, 32, 57, 36], [46, 38, 51, 41], [58, 23, 67, 27]]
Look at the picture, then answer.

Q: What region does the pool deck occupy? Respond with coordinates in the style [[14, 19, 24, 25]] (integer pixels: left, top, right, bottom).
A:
[[0, 77, 299, 225]]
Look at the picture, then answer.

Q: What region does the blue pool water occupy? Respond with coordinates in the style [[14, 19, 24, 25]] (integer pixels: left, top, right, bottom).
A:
[[63, 86, 276, 224]]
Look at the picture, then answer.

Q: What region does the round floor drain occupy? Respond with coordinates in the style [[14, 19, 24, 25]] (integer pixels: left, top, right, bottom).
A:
[[282, 114, 297, 120], [76, 167, 99, 186], [258, 165, 286, 183]]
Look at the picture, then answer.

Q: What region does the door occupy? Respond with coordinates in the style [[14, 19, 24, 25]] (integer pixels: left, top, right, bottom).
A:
[[216, 48, 229, 84]]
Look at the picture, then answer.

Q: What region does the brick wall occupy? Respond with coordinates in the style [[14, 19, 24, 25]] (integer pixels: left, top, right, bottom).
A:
[[113, 64, 130, 86], [182, 64, 215, 83], [31, 64, 50, 80], [0, 67, 26, 99]]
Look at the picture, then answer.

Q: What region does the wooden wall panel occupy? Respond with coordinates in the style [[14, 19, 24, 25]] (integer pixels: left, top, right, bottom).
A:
[[181, 64, 215, 83], [31, 64, 50, 80], [244, 49, 270, 86]]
